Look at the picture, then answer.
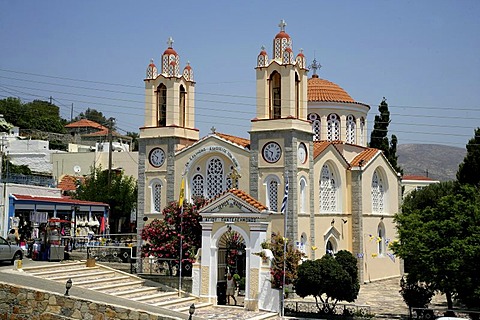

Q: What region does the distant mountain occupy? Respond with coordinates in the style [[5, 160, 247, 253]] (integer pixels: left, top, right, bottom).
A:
[[397, 144, 466, 182]]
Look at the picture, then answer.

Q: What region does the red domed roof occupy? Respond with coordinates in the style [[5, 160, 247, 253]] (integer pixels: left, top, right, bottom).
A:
[[275, 31, 290, 39], [307, 75, 355, 103], [163, 47, 178, 56]]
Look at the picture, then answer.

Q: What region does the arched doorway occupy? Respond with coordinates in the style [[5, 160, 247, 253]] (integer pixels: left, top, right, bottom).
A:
[[217, 227, 246, 305]]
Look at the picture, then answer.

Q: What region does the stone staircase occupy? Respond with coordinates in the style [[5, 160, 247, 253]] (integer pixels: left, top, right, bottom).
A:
[[20, 261, 279, 320], [21, 261, 210, 315]]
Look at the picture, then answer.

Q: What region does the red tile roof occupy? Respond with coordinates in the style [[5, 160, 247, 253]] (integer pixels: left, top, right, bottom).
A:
[[313, 141, 331, 158], [12, 194, 108, 207], [308, 76, 355, 103], [65, 119, 107, 130], [350, 148, 380, 167], [215, 132, 251, 148], [402, 175, 436, 181], [201, 189, 267, 211], [57, 175, 84, 192]]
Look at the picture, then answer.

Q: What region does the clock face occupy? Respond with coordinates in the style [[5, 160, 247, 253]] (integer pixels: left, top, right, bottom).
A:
[[262, 142, 282, 163], [149, 147, 165, 167], [298, 142, 307, 164]]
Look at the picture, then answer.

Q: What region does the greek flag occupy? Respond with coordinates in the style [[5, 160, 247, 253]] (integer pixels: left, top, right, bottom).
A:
[[281, 174, 289, 214]]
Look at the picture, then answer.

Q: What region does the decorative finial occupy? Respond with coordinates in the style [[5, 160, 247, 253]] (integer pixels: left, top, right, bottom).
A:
[[299, 48, 303, 54], [210, 126, 216, 133], [167, 37, 174, 48], [278, 19, 287, 32], [261, 45, 266, 51], [308, 58, 321, 76], [187, 61, 190, 66], [150, 58, 154, 64]]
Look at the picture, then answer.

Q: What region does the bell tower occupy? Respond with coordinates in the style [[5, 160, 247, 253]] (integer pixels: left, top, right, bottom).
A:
[[138, 38, 199, 236], [250, 21, 314, 247]]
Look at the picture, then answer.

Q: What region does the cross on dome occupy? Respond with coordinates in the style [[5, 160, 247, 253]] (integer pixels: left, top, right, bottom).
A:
[[309, 58, 322, 76], [278, 19, 287, 32], [167, 37, 174, 48]]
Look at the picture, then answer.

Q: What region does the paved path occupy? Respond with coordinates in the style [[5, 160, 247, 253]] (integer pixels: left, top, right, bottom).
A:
[[0, 259, 448, 319]]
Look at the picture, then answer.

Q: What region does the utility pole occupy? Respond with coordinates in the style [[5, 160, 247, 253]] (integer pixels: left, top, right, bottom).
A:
[[107, 117, 115, 189], [70, 103, 73, 122], [49, 96, 53, 104]]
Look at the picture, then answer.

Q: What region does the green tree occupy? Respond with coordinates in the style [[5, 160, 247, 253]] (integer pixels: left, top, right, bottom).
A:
[[75, 166, 137, 232], [1, 156, 32, 178], [457, 127, 480, 186], [399, 276, 434, 317], [295, 251, 360, 313], [126, 131, 139, 151], [260, 232, 305, 288], [392, 183, 480, 310], [0, 98, 66, 133], [369, 97, 402, 174], [141, 197, 205, 276]]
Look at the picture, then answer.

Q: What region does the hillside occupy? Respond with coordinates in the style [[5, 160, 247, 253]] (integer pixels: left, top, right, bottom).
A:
[[397, 144, 466, 182]]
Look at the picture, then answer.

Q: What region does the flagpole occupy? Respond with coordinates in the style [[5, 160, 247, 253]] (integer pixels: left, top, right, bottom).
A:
[[178, 177, 185, 297], [281, 171, 289, 318], [179, 205, 183, 297]]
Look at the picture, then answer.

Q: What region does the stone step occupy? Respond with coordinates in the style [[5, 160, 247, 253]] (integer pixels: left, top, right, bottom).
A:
[[173, 301, 212, 312], [88, 279, 145, 291], [73, 275, 130, 286], [151, 296, 196, 307], [248, 313, 279, 320], [22, 262, 85, 273], [131, 291, 178, 302], [111, 286, 160, 298], [48, 270, 115, 281], [29, 266, 99, 276]]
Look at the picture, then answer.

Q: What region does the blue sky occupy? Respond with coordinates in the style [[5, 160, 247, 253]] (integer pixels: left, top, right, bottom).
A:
[[1, 1, 479, 147]]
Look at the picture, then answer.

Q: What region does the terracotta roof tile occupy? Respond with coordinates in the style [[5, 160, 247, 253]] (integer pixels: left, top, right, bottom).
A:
[[57, 175, 85, 192], [313, 141, 331, 158], [201, 189, 267, 211], [65, 119, 107, 130], [350, 148, 380, 167], [402, 175, 435, 181], [308, 76, 355, 103], [215, 132, 251, 148]]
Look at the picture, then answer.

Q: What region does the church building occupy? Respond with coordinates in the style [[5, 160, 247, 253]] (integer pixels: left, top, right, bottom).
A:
[[137, 21, 402, 311]]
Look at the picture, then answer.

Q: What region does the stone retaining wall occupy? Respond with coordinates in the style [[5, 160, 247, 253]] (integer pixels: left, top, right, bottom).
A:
[[0, 282, 180, 320]]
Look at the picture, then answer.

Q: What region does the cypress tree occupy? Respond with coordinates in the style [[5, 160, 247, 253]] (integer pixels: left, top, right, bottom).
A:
[[369, 97, 402, 174]]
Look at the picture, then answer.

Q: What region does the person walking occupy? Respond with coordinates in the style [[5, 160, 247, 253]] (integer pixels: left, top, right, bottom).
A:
[[7, 229, 18, 245], [226, 273, 237, 305]]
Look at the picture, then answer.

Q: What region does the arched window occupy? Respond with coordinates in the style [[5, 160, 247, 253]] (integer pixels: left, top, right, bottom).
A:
[[179, 85, 186, 127], [309, 113, 321, 141], [372, 170, 385, 213], [192, 174, 204, 198], [295, 73, 300, 118], [150, 180, 162, 213], [327, 114, 340, 141], [320, 164, 338, 212], [298, 232, 307, 254], [346, 115, 356, 144], [270, 72, 281, 119], [326, 239, 336, 255], [157, 84, 167, 127], [360, 118, 365, 146], [206, 157, 224, 199], [265, 176, 279, 212], [377, 223, 386, 255], [299, 176, 307, 213]]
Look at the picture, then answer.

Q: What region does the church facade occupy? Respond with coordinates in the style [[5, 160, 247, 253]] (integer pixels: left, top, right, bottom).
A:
[[137, 22, 402, 310]]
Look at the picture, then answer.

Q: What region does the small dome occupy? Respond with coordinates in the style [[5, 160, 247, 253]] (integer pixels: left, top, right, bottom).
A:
[[275, 31, 291, 40], [307, 76, 355, 103], [163, 47, 178, 56]]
